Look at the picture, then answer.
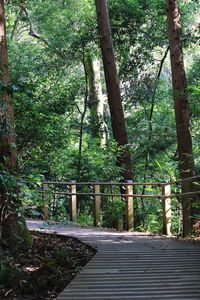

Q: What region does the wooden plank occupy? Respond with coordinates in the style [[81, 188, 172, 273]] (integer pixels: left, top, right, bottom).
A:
[[26, 221, 200, 300], [55, 228, 200, 300], [57, 247, 200, 299]]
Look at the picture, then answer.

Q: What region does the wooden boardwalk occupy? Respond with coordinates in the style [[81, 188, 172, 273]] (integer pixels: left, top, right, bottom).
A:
[[27, 220, 200, 300]]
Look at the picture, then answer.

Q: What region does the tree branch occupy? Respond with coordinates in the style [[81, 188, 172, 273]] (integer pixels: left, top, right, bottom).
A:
[[10, 8, 23, 40], [20, 5, 49, 46]]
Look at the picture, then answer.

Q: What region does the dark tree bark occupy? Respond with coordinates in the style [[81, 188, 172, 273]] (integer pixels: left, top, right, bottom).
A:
[[167, 0, 197, 237], [95, 0, 132, 181], [0, 0, 17, 170], [0, 0, 31, 245]]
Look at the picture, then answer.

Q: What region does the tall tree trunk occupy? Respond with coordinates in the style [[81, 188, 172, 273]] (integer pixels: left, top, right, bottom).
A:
[[85, 55, 107, 146], [77, 52, 88, 178], [166, 0, 196, 237], [0, 0, 31, 245], [0, 0, 17, 170], [95, 0, 132, 181]]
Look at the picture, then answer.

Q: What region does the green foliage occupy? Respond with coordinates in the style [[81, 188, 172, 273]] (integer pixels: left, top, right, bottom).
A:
[[77, 214, 93, 227], [2, 0, 199, 233], [101, 196, 125, 228]]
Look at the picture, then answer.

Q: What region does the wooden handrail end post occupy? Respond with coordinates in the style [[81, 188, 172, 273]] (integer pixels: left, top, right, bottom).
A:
[[125, 180, 134, 231], [94, 182, 101, 227], [70, 180, 77, 222], [162, 184, 172, 236]]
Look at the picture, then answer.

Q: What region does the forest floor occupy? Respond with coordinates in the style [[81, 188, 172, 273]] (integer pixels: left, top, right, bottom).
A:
[[0, 231, 96, 300]]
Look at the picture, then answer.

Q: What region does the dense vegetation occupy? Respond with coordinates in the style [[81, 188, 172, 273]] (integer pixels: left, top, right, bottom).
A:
[[0, 0, 200, 234], [0, 0, 200, 298]]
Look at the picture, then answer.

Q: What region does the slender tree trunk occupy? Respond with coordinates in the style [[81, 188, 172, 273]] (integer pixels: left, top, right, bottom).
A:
[[0, 0, 31, 245], [141, 47, 169, 206], [167, 0, 196, 237], [77, 50, 88, 178], [95, 0, 132, 181], [10, 8, 23, 40], [85, 55, 106, 146]]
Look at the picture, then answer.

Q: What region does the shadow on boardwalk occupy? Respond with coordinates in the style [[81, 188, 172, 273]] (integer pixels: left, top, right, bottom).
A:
[[27, 220, 200, 300]]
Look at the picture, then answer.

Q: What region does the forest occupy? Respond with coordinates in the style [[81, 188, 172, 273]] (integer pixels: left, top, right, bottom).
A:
[[0, 0, 200, 298]]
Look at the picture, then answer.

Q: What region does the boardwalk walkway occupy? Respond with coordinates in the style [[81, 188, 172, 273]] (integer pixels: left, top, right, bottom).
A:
[[27, 220, 200, 300]]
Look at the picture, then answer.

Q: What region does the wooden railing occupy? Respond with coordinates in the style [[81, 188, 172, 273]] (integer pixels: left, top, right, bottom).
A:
[[41, 176, 200, 237]]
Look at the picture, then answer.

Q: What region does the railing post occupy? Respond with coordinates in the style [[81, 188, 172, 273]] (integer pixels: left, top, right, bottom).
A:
[[162, 184, 172, 236], [182, 181, 192, 238], [42, 182, 49, 220], [94, 183, 101, 227], [70, 180, 77, 222], [125, 180, 134, 231]]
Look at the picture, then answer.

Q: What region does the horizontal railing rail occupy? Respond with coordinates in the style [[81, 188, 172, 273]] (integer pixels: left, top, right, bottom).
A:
[[41, 175, 200, 186], [50, 191, 200, 199], [24, 175, 200, 238]]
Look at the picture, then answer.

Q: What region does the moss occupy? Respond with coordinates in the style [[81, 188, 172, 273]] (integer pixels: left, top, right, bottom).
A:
[[2, 214, 32, 247], [19, 217, 33, 247]]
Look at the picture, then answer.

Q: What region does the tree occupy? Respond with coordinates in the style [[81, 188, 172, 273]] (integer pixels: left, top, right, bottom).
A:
[[166, 0, 197, 237], [2, 0, 198, 233], [0, 0, 30, 244], [85, 55, 106, 146], [95, 0, 132, 181], [0, 0, 17, 170]]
